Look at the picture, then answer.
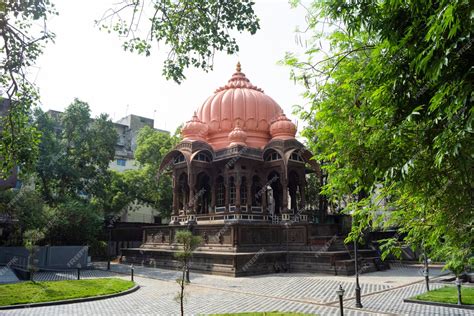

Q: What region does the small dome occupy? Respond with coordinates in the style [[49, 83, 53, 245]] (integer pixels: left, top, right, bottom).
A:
[[228, 124, 247, 147], [181, 112, 208, 141], [270, 114, 297, 140]]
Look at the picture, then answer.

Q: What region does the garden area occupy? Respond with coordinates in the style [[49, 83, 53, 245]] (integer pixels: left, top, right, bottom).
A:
[[0, 278, 134, 307]]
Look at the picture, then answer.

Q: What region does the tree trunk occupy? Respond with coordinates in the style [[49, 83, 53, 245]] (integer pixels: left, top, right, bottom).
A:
[[456, 276, 462, 305], [180, 263, 186, 316]]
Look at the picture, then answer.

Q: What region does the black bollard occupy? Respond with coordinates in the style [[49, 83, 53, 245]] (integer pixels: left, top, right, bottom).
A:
[[336, 284, 345, 316], [185, 266, 190, 283], [131, 264, 134, 282], [77, 268, 80, 280]]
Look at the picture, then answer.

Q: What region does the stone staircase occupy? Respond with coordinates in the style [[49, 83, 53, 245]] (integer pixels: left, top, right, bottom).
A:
[[289, 235, 389, 276]]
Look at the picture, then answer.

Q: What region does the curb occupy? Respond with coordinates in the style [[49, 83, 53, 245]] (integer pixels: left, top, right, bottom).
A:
[[0, 284, 140, 310], [403, 298, 474, 310]]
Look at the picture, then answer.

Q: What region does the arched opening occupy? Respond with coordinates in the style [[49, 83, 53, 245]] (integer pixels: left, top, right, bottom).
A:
[[267, 171, 282, 215], [177, 172, 189, 211], [193, 151, 212, 162], [264, 149, 282, 162], [174, 152, 186, 164], [196, 172, 211, 214]]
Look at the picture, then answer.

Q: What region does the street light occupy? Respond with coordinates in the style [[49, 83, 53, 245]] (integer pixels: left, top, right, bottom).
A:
[[284, 222, 290, 272], [336, 284, 345, 316], [354, 236, 363, 308], [107, 222, 114, 270]]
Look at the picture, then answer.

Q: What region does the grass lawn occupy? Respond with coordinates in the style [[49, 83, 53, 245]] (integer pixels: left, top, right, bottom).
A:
[[210, 312, 314, 316], [0, 278, 134, 307], [413, 286, 474, 305]]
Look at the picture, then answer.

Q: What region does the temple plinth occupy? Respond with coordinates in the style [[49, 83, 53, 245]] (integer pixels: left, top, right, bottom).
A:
[[120, 64, 387, 276]]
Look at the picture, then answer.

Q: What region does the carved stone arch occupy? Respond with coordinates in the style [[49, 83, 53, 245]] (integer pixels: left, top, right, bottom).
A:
[[158, 149, 190, 176], [190, 148, 215, 163], [299, 148, 321, 177]]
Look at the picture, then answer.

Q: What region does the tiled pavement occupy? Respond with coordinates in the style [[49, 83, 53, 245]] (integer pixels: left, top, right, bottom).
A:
[[1, 263, 473, 316]]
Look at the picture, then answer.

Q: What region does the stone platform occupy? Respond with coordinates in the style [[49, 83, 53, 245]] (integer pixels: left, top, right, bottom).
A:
[[120, 222, 388, 277]]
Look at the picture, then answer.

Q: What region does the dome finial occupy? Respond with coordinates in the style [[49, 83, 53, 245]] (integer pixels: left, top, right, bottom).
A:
[[236, 61, 241, 72]]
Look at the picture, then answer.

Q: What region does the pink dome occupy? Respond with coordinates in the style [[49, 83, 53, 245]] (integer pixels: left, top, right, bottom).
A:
[[181, 112, 208, 141], [183, 63, 296, 150], [270, 113, 297, 140]]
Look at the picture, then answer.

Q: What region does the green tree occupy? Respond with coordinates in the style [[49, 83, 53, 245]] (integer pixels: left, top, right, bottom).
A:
[[0, 186, 50, 245], [285, 0, 473, 272], [99, 0, 260, 83], [0, 1, 56, 176], [118, 125, 180, 219], [31, 99, 117, 245], [35, 99, 118, 204], [174, 230, 202, 316]]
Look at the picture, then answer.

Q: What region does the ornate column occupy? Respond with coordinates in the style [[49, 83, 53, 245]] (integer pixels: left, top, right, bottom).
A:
[[172, 174, 179, 216], [224, 176, 229, 212], [262, 186, 268, 215], [281, 178, 291, 221], [282, 178, 289, 213]]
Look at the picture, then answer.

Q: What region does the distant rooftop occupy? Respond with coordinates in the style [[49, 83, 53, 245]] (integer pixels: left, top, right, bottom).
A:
[[45, 110, 169, 134]]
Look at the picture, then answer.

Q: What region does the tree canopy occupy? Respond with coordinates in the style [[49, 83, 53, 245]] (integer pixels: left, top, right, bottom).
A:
[[285, 0, 473, 269], [0, 0, 56, 177], [98, 0, 260, 83]]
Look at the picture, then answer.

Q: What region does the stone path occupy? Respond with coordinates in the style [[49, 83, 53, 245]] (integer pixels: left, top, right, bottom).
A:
[[1, 263, 472, 316]]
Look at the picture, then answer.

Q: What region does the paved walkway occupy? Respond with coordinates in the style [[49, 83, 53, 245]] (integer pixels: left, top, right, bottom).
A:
[[1, 263, 472, 316]]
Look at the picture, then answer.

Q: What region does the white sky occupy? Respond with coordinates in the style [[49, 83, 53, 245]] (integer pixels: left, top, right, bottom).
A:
[[35, 0, 310, 134]]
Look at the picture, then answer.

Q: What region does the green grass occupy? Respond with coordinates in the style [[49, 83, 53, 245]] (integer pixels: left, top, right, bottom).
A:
[[0, 278, 134, 307], [209, 312, 314, 316], [413, 286, 474, 305]]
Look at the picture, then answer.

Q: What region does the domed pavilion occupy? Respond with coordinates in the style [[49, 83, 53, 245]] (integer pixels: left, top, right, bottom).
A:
[[160, 62, 319, 225], [121, 64, 386, 277]]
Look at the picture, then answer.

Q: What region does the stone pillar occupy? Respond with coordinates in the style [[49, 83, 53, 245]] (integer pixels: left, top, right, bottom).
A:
[[188, 174, 196, 214], [172, 175, 179, 216], [282, 179, 289, 213], [224, 177, 229, 212], [210, 183, 216, 213], [262, 186, 268, 214]]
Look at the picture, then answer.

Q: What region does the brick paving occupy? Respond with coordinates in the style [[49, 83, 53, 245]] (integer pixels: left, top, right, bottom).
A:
[[1, 263, 472, 316]]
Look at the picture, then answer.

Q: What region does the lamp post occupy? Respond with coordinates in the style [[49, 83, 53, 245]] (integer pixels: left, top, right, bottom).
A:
[[336, 284, 345, 316], [354, 236, 363, 308], [107, 222, 114, 270]]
